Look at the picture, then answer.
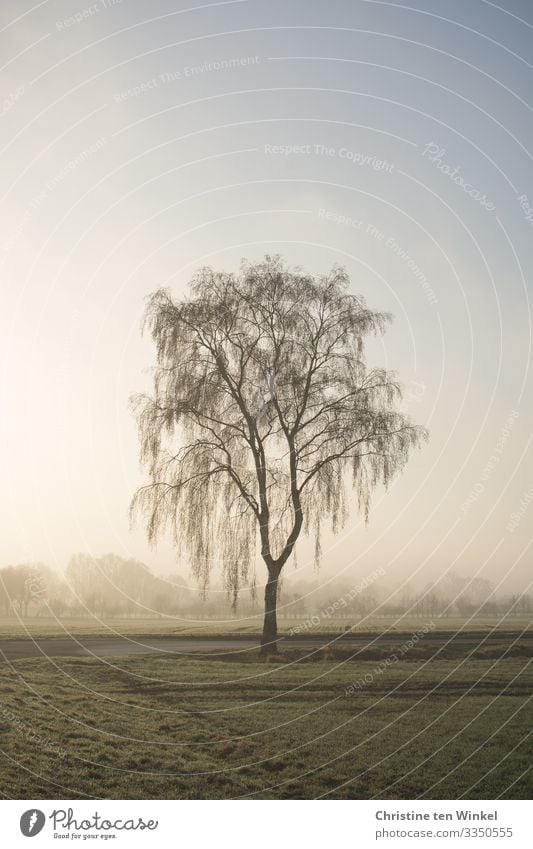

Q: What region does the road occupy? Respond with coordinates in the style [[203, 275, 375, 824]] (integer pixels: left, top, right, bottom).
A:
[[0, 630, 529, 660]]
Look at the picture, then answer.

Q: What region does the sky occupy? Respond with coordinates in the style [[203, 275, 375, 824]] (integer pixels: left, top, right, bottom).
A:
[[0, 0, 532, 596]]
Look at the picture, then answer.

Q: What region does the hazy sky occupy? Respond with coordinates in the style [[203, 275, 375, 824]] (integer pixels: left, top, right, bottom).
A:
[[1, 0, 532, 594]]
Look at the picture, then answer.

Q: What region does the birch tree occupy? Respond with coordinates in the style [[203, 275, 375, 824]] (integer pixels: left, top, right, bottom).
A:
[[131, 256, 426, 653]]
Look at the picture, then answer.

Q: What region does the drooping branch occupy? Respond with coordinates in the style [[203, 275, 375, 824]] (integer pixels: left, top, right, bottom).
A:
[[131, 255, 427, 605]]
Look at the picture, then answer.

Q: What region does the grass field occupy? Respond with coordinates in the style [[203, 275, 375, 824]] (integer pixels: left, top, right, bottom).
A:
[[0, 614, 531, 639], [0, 631, 531, 799]]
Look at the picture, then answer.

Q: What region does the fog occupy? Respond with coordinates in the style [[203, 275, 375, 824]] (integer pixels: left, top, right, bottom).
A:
[[1, 0, 532, 597], [1, 555, 530, 623]]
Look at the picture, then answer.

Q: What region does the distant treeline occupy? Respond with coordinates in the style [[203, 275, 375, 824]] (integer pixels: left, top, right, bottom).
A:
[[0, 554, 261, 619], [0, 555, 530, 619], [0, 555, 188, 618]]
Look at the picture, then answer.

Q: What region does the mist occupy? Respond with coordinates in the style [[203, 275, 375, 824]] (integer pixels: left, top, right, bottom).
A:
[[1, 555, 530, 624]]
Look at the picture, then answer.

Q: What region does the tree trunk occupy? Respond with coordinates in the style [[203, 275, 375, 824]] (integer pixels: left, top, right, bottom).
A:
[[260, 570, 279, 655]]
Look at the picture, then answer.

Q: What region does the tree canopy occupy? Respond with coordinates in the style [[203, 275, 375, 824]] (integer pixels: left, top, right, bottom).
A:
[[131, 255, 427, 649]]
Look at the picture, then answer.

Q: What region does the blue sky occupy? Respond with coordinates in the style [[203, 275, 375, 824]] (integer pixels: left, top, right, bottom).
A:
[[0, 0, 532, 595]]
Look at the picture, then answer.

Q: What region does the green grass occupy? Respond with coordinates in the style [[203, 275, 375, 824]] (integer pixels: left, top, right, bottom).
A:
[[0, 614, 530, 639], [0, 635, 531, 799]]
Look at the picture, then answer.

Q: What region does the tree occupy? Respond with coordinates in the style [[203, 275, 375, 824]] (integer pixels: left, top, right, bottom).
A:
[[131, 256, 426, 653], [0, 563, 49, 616], [0, 568, 13, 615]]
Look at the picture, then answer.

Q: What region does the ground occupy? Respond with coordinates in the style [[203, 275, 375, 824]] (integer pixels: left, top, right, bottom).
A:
[[0, 614, 531, 639], [0, 624, 531, 799]]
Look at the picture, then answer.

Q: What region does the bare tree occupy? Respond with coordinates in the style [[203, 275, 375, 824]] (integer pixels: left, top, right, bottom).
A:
[[131, 256, 427, 653]]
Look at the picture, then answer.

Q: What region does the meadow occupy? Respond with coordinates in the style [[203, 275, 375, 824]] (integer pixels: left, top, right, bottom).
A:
[[0, 628, 531, 799], [0, 614, 531, 639]]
